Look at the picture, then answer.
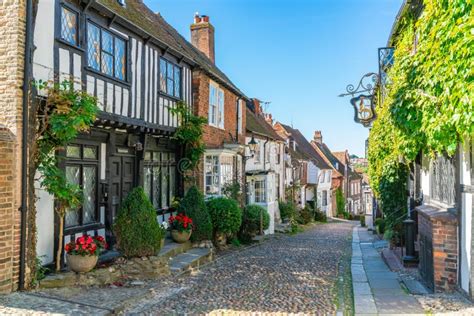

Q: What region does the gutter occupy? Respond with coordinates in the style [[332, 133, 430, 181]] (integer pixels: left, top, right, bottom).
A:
[[19, 0, 33, 291]]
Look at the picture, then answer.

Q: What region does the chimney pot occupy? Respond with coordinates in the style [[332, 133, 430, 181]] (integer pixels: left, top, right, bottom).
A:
[[314, 130, 323, 144]]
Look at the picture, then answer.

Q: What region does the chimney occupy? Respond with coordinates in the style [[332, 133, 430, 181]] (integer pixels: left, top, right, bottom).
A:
[[191, 13, 215, 63], [253, 98, 261, 114], [314, 131, 322, 144]]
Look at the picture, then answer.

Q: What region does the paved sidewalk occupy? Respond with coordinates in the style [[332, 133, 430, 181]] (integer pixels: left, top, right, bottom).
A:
[[352, 226, 426, 315]]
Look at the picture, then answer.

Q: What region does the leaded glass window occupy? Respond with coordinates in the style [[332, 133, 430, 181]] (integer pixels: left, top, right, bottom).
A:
[[159, 58, 181, 99], [60, 6, 78, 46], [430, 154, 456, 207], [87, 22, 127, 80], [255, 180, 266, 203], [64, 144, 100, 229], [143, 151, 176, 210]]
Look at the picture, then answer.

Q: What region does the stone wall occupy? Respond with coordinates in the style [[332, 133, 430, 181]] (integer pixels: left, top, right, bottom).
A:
[[417, 205, 458, 292], [0, 1, 26, 292]]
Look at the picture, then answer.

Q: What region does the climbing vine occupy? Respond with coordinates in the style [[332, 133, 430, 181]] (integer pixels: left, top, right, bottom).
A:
[[35, 80, 98, 271], [368, 1, 473, 230], [170, 102, 207, 178]]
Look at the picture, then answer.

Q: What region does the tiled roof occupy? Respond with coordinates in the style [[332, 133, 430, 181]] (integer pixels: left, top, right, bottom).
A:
[[279, 124, 331, 170], [332, 151, 348, 164], [311, 141, 346, 177], [246, 108, 284, 141], [95, 0, 246, 98]]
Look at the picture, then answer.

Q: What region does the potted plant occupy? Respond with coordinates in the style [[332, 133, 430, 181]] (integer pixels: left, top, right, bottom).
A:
[[65, 235, 107, 273], [169, 214, 193, 243]]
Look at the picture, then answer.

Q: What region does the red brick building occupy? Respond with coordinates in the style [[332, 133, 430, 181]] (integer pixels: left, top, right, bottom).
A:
[[189, 15, 248, 197]]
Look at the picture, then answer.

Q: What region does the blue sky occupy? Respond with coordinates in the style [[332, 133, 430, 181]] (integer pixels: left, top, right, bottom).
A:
[[145, 0, 403, 157]]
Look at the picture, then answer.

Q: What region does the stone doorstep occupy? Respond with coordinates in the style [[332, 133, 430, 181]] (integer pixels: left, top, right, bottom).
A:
[[169, 248, 213, 275]]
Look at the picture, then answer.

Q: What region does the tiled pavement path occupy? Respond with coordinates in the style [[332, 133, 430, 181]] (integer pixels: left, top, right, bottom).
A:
[[352, 226, 426, 315], [0, 221, 354, 315]]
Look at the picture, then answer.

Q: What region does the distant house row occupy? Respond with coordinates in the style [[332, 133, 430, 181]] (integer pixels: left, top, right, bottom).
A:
[[0, 0, 367, 292]]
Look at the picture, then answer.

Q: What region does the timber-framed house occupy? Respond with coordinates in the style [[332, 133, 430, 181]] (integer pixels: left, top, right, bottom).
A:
[[31, 0, 232, 266]]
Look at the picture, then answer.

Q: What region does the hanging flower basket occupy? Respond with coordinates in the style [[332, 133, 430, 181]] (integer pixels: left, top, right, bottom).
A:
[[65, 235, 107, 273]]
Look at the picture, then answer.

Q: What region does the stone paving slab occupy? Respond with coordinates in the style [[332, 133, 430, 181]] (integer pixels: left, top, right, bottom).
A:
[[352, 226, 426, 315]]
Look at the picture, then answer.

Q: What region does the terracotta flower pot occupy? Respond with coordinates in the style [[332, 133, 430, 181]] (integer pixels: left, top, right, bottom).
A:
[[66, 254, 98, 273], [171, 229, 191, 243]]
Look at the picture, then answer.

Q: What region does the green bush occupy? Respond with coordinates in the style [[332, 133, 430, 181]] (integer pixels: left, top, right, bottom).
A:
[[178, 186, 212, 242], [279, 200, 297, 221], [207, 197, 242, 235], [240, 204, 270, 241], [314, 208, 327, 223], [336, 188, 346, 216], [297, 206, 313, 225], [114, 187, 164, 257], [360, 215, 366, 227], [375, 218, 386, 234]]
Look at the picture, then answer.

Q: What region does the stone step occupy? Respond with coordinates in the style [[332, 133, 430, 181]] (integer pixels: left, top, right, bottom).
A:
[[169, 248, 213, 274], [275, 223, 291, 233], [158, 238, 192, 260]]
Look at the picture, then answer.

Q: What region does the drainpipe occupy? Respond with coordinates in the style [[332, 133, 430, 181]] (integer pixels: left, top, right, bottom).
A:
[[19, 0, 33, 291], [263, 138, 269, 171]]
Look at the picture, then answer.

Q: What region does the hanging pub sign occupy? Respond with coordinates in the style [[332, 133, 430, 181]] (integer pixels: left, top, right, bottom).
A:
[[350, 94, 376, 127]]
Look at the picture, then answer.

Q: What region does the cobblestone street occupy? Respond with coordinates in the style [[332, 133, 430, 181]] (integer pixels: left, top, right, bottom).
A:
[[0, 221, 354, 315], [124, 221, 354, 315]]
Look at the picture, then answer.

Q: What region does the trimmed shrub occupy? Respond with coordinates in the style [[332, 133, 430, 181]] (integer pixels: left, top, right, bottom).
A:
[[360, 215, 366, 227], [297, 206, 313, 225], [207, 197, 242, 235], [178, 186, 212, 242], [314, 208, 327, 223], [240, 204, 270, 241], [279, 200, 297, 221], [114, 187, 164, 257], [375, 218, 386, 234]]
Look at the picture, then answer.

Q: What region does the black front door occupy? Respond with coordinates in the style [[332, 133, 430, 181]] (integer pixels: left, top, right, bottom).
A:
[[106, 155, 135, 244]]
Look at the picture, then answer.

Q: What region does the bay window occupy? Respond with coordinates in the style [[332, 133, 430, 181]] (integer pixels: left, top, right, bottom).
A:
[[204, 154, 235, 196], [209, 83, 224, 128], [255, 180, 266, 203]]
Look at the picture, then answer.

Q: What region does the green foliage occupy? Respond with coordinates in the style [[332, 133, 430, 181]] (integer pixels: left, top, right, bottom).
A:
[[279, 200, 297, 221], [207, 197, 242, 235], [230, 238, 241, 247], [360, 215, 366, 227], [222, 181, 243, 205], [32, 257, 49, 286], [240, 204, 270, 241], [297, 206, 313, 225], [114, 187, 164, 257], [170, 102, 207, 171], [35, 80, 98, 214], [375, 218, 386, 235], [314, 208, 328, 223], [336, 188, 346, 216], [368, 2, 473, 232], [178, 186, 212, 242]]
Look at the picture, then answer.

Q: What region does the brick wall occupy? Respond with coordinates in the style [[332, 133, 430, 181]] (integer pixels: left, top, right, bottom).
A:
[[0, 128, 18, 293], [417, 205, 458, 292], [0, 1, 26, 292], [192, 70, 246, 193]]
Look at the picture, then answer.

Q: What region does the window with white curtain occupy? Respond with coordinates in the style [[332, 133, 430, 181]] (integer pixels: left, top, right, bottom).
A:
[[204, 154, 234, 196], [255, 180, 266, 203]]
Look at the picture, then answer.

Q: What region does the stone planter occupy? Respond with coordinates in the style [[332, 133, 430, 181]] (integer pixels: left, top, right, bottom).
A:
[[66, 254, 98, 273], [171, 230, 191, 243]]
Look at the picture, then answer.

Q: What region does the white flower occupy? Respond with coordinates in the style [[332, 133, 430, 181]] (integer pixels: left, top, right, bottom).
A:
[[161, 222, 169, 230]]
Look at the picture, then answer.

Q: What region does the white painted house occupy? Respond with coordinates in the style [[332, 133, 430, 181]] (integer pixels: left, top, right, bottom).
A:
[[245, 102, 285, 234]]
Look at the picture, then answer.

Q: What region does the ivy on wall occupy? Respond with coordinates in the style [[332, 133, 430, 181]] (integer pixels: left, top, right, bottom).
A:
[[368, 1, 473, 230]]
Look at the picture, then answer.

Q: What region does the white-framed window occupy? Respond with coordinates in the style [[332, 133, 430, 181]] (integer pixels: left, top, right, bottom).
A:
[[204, 154, 234, 196], [209, 82, 224, 128], [237, 99, 243, 134], [319, 171, 325, 183], [322, 190, 328, 206], [255, 180, 266, 203], [254, 140, 261, 163], [325, 170, 331, 183]]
